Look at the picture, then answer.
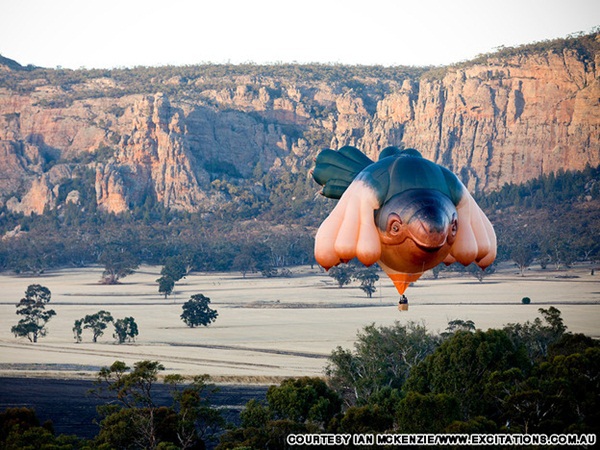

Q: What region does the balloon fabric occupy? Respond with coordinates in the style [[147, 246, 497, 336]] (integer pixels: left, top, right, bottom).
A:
[[312, 146, 497, 297]]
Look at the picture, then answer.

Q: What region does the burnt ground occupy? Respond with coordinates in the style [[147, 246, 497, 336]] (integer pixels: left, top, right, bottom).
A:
[[0, 377, 268, 440]]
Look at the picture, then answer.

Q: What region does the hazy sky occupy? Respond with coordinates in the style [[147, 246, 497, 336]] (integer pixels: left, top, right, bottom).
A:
[[1, 0, 598, 69]]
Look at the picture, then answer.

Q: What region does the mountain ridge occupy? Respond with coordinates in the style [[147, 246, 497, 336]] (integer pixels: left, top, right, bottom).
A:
[[1, 32, 599, 216]]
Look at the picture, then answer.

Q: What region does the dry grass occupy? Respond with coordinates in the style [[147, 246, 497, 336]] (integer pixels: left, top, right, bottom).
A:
[[0, 263, 598, 382]]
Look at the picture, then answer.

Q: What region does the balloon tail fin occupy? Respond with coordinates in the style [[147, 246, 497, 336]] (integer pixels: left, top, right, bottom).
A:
[[312, 147, 374, 199]]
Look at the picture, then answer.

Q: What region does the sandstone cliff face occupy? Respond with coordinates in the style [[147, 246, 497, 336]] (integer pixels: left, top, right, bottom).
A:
[[345, 48, 600, 192], [95, 93, 210, 213], [0, 36, 598, 214], [401, 49, 600, 192]]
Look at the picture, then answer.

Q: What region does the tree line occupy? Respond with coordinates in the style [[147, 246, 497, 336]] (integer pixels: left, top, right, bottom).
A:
[[2, 308, 598, 449], [0, 166, 324, 276], [5, 30, 596, 100], [0, 51, 424, 104], [327, 264, 380, 298], [72, 311, 138, 344], [11, 284, 219, 345], [480, 165, 600, 271], [476, 164, 600, 211], [1, 163, 598, 281], [423, 29, 600, 80]]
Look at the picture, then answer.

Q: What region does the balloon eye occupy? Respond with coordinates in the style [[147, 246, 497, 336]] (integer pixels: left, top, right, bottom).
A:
[[450, 216, 458, 236], [387, 214, 402, 235]]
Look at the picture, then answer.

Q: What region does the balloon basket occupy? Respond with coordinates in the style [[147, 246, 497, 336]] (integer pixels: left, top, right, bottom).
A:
[[398, 296, 409, 311]]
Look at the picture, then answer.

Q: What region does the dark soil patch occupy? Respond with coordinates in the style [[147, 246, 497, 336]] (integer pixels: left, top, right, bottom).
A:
[[0, 377, 267, 440]]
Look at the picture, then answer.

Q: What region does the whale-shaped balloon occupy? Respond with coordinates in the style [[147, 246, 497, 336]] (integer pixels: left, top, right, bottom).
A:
[[312, 146, 496, 296]]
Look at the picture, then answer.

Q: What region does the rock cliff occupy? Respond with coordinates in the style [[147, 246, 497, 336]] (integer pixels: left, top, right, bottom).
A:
[[0, 33, 598, 214]]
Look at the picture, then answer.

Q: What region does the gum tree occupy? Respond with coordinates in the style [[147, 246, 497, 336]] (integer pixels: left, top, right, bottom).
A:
[[83, 310, 114, 342], [11, 284, 56, 343], [328, 265, 354, 288], [353, 266, 380, 298], [91, 360, 223, 449], [181, 294, 218, 328], [73, 318, 83, 343], [113, 317, 139, 344], [99, 246, 139, 284], [157, 256, 188, 299]]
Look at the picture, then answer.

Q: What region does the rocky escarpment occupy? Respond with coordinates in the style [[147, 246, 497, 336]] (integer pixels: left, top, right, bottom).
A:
[[0, 33, 599, 214]]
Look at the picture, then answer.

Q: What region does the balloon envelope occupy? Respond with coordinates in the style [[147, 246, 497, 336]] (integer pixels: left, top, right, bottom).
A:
[[312, 146, 497, 296]]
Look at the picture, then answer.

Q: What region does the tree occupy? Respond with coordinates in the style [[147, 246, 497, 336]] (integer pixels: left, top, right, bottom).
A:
[[484, 343, 600, 434], [98, 246, 139, 284], [161, 256, 188, 282], [541, 237, 576, 270], [239, 399, 272, 428], [231, 241, 270, 277], [164, 374, 225, 448], [467, 262, 495, 282], [83, 310, 114, 342], [231, 252, 255, 278], [538, 306, 567, 335], [326, 321, 440, 406], [353, 266, 380, 298], [73, 319, 83, 343], [113, 317, 139, 344], [157, 275, 175, 299], [336, 404, 394, 434], [11, 284, 56, 343], [396, 392, 461, 433], [328, 265, 354, 288], [503, 307, 567, 361], [443, 319, 476, 337], [91, 360, 223, 450], [92, 360, 166, 449], [181, 294, 218, 328], [548, 332, 600, 359], [535, 347, 600, 433], [507, 231, 538, 276], [157, 256, 188, 298], [217, 377, 341, 450], [405, 329, 530, 420], [0, 407, 84, 449], [266, 377, 341, 426]]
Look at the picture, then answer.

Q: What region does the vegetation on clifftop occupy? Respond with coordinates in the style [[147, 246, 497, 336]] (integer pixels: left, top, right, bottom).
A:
[[422, 28, 600, 79]]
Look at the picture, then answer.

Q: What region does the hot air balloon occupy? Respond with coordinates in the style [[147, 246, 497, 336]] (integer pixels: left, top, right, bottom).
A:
[[312, 146, 496, 309]]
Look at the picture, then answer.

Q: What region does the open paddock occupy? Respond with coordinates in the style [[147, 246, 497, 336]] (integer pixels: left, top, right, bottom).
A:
[[0, 264, 598, 381]]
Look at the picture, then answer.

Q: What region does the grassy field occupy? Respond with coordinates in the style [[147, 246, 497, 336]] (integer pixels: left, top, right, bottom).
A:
[[0, 263, 598, 382]]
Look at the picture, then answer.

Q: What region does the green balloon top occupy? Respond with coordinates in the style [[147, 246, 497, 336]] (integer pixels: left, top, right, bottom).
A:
[[313, 146, 465, 207]]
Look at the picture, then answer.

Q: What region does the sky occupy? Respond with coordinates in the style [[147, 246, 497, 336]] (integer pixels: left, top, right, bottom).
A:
[[0, 0, 599, 69]]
